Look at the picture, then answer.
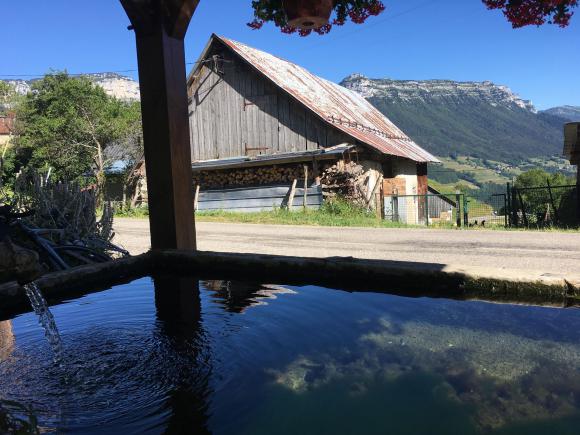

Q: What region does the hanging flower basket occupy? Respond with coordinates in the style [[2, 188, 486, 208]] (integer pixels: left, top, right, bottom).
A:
[[283, 0, 334, 30], [248, 0, 386, 36]]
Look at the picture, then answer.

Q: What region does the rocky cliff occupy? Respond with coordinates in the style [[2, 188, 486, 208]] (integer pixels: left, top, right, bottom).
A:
[[3, 73, 140, 102], [340, 74, 565, 162], [341, 73, 536, 112], [540, 105, 580, 122]]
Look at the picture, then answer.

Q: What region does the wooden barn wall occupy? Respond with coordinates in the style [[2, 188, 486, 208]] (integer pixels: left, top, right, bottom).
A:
[[188, 56, 352, 162]]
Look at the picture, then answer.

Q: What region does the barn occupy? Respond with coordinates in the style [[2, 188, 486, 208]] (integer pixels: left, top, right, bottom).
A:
[[187, 34, 438, 215]]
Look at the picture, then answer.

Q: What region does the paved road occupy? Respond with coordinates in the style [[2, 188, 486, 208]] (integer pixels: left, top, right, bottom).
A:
[[114, 218, 580, 277]]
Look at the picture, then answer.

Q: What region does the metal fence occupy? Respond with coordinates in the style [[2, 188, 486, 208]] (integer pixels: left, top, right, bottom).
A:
[[508, 184, 579, 228], [465, 192, 508, 228], [384, 193, 464, 226], [384, 184, 579, 229]]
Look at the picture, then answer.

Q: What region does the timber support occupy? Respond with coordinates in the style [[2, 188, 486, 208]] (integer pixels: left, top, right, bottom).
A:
[[121, 0, 199, 250]]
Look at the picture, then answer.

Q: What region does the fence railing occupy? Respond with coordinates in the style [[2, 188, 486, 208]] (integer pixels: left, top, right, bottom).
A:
[[384, 183, 579, 229], [384, 193, 465, 227]]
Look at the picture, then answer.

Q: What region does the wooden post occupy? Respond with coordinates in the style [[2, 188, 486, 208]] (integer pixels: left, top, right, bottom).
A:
[[303, 164, 308, 209], [288, 179, 298, 211], [121, 0, 199, 251], [193, 184, 200, 212], [577, 164, 580, 225]]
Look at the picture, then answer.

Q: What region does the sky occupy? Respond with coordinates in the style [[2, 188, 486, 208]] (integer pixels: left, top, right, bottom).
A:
[[1, 0, 579, 110]]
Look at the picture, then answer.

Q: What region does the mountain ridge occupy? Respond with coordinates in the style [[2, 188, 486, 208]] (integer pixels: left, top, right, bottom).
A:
[[340, 74, 566, 163], [2, 73, 140, 102], [540, 105, 580, 122]]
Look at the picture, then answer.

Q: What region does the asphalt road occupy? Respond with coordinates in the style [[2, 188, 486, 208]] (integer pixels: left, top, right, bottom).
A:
[[113, 218, 580, 277]]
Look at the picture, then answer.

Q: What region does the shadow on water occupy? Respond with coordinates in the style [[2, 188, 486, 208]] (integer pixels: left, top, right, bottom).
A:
[[153, 275, 211, 435]]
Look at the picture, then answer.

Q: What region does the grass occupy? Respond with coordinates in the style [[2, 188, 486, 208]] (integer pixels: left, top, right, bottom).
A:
[[113, 201, 578, 232], [114, 200, 416, 229]]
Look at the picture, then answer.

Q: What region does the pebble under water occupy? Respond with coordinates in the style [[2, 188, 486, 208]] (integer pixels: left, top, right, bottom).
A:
[[2, 277, 580, 434]]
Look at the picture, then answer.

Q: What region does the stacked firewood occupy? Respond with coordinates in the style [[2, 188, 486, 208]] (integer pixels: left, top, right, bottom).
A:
[[193, 163, 316, 188], [320, 161, 367, 205]]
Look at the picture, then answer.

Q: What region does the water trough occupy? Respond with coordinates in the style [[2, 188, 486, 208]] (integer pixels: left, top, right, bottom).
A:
[[2, 250, 579, 320]]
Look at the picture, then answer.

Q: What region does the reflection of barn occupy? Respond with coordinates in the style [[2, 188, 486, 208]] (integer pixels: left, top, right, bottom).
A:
[[203, 281, 295, 313], [186, 35, 437, 212]]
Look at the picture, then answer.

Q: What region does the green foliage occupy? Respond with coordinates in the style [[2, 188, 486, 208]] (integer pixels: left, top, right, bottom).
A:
[[12, 73, 141, 185], [367, 97, 564, 163], [515, 168, 574, 188], [514, 169, 576, 226], [0, 82, 16, 115], [115, 206, 149, 218], [319, 197, 371, 217]]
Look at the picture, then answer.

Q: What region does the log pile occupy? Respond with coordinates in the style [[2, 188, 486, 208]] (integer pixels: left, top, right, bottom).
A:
[[193, 163, 320, 188], [192, 159, 370, 207], [320, 161, 367, 205]]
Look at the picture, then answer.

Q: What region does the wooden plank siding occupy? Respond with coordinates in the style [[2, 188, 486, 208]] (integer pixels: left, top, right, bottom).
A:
[[188, 53, 351, 162]]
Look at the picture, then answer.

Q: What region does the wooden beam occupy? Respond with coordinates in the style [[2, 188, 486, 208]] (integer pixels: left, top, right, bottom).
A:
[[120, 0, 199, 37], [121, 0, 199, 250]]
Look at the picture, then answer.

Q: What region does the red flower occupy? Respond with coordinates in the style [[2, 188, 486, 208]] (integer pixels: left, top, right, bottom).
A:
[[483, 0, 578, 28]]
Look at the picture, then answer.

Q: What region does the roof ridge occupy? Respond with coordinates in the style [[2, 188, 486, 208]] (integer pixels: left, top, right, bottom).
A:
[[205, 35, 438, 163]]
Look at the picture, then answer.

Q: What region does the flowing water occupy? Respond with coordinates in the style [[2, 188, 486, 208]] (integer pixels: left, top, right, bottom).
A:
[[22, 282, 64, 366], [2, 277, 580, 434]]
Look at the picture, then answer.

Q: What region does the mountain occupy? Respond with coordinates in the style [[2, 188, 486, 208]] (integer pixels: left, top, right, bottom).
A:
[[340, 74, 566, 163], [3, 73, 140, 102], [541, 105, 580, 122]]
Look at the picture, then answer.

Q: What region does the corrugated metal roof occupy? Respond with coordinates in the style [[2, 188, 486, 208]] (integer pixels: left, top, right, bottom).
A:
[[0, 115, 14, 136], [214, 35, 438, 163]]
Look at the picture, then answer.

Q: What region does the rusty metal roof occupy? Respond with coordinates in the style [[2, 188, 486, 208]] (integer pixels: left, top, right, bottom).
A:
[[214, 35, 438, 163], [0, 114, 14, 136]]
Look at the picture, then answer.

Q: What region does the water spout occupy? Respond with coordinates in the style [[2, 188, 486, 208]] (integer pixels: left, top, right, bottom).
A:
[[23, 282, 64, 365]]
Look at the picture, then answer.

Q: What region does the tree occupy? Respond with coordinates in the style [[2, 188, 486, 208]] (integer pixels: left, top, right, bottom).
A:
[[515, 168, 573, 188], [0, 82, 15, 115], [14, 73, 141, 201]]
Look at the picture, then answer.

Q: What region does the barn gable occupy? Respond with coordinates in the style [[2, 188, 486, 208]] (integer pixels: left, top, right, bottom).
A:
[[187, 34, 438, 164]]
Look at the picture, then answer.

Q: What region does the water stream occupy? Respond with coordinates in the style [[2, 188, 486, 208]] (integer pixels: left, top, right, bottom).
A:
[[22, 282, 64, 365]]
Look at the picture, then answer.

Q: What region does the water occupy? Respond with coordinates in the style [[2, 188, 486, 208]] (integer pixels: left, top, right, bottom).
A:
[[2, 277, 580, 434], [22, 282, 64, 366]]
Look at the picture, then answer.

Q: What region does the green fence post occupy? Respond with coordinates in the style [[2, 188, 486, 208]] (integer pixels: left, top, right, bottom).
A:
[[455, 192, 462, 228], [425, 194, 429, 226], [463, 195, 469, 227], [506, 182, 511, 227]]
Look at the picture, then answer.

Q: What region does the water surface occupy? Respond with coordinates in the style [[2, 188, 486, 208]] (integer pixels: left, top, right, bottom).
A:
[[1, 277, 580, 434]]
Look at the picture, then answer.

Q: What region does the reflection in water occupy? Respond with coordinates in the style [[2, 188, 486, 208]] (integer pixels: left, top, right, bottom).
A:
[[0, 320, 14, 362], [265, 313, 580, 432], [204, 280, 296, 313]]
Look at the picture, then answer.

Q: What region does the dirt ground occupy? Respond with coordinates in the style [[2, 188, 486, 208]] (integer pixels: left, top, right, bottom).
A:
[[113, 218, 580, 279]]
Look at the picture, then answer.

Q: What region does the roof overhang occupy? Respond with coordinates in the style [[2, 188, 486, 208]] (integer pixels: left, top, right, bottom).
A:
[[192, 145, 356, 172]]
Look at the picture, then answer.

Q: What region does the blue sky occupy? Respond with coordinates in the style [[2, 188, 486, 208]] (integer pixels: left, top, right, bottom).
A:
[[1, 0, 578, 109]]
